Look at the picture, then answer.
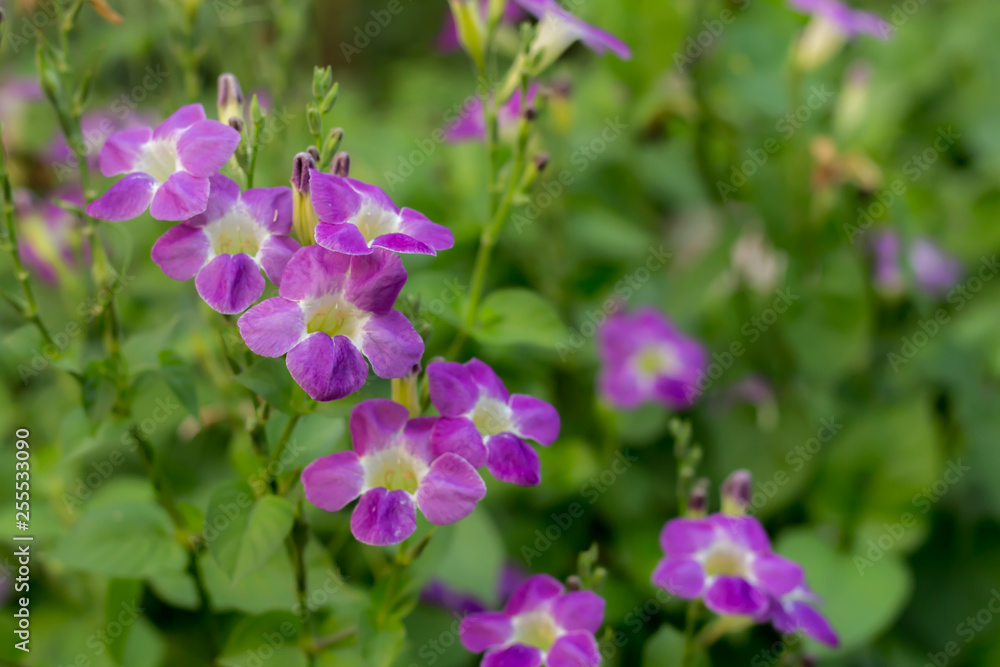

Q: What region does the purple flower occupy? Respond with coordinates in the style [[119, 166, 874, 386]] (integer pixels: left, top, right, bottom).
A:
[[238, 245, 424, 401], [14, 189, 87, 284], [597, 307, 708, 410], [651, 514, 804, 618], [459, 574, 605, 667], [908, 236, 961, 296], [151, 174, 299, 314], [421, 581, 490, 616], [512, 0, 631, 72], [301, 399, 487, 546], [308, 171, 454, 256], [870, 230, 905, 295], [438, 0, 526, 51], [768, 585, 839, 646], [789, 0, 888, 39], [87, 103, 241, 222], [427, 359, 560, 486], [446, 84, 540, 143], [47, 111, 154, 177]]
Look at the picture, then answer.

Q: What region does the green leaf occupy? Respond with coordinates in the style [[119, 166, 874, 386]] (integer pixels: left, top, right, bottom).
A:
[[218, 611, 302, 667], [147, 571, 200, 610], [235, 358, 295, 413], [158, 350, 199, 419], [199, 550, 298, 614], [205, 480, 256, 579], [234, 495, 296, 581], [123, 316, 179, 373], [80, 358, 117, 425], [106, 579, 143, 666], [643, 624, 710, 667], [473, 288, 567, 349], [51, 501, 187, 578]]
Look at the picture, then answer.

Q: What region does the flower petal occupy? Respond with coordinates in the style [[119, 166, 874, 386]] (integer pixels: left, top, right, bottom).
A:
[[547, 631, 601, 667], [360, 310, 424, 379], [459, 612, 513, 653], [99, 127, 152, 176], [350, 488, 416, 546], [302, 451, 364, 512], [278, 245, 350, 301], [85, 172, 157, 221], [150, 171, 210, 221], [195, 253, 265, 314], [238, 297, 306, 357], [286, 333, 368, 401], [551, 591, 604, 633], [345, 248, 407, 314], [315, 221, 373, 255], [258, 235, 300, 286], [349, 398, 410, 457], [466, 359, 509, 402], [151, 223, 210, 280], [176, 119, 242, 178], [185, 173, 241, 227], [712, 514, 771, 553], [659, 517, 716, 557], [153, 103, 206, 140], [751, 553, 804, 596], [651, 557, 705, 598], [509, 394, 559, 445], [427, 360, 479, 417], [242, 186, 293, 234], [398, 208, 455, 251], [430, 417, 487, 468], [485, 433, 540, 486], [780, 601, 839, 647], [416, 453, 486, 525], [369, 232, 435, 255], [704, 576, 769, 617], [504, 574, 564, 615], [309, 170, 361, 224], [482, 645, 543, 667]]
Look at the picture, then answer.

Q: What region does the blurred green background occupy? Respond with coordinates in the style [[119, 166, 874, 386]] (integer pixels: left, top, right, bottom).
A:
[[2, 0, 1000, 665]]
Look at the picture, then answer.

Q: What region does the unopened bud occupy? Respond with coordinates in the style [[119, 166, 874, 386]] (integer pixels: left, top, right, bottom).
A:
[[312, 66, 333, 100], [321, 82, 339, 114], [323, 127, 344, 162], [228, 117, 244, 134], [331, 151, 350, 177], [533, 152, 550, 172], [524, 106, 538, 122], [391, 363, 422, 417], [721, 469, 752, 515], [306, 145, 321, 162], [565, 575, 583, 592], [687, 478, 710, 517], [306, 106, 322, 136], [217, 73, 246, 124], [291, 153, 321, 245], [291, 152, 316, 194]]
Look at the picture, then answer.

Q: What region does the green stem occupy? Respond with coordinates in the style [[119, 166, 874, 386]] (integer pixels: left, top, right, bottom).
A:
[[0, 122, 58, 350], [268, 412, 302, 489], [133, 428, 190, 544], [680, 599, 702, 667]]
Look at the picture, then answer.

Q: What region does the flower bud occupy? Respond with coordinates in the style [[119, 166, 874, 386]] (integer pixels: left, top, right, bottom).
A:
[[834, 62, 872, 138], [331, 151, 350, 177], [321, 82, 339, 114], [228, 117, 244, 135], [291, 152, 320, 244], [323, 127, 344, 162], [391, 363, 422, 417], [794, 17, 846, 72], [448, 0, 486, 72], [217, 73, 246, 124], [306, 106, 322, 136], [721, 470, 752, 516], [565, 575, 583, 592], [687, 478, 710, 517], [533, 152, 550, 173], [306, 145, 321, 162]]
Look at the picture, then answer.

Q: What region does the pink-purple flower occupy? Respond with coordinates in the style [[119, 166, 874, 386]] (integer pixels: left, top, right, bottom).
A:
[[308, 171, 454, 256], [301, 399, 487, 546], [446, 84, 540, 143], [870, 230, 961, 298], [512, 0, 631, 71], [438, 0, 527, 51], [459, 574, 605, 667], [427, 359, 560, 487], [597, 307, 708, 410], [768, 584, 840, 646], [150, 174, 299, 314], [14, 188, 87, 284], [237, 245, 424, 401], [87, 103, 241, 222], [789, 0, 888, 39]]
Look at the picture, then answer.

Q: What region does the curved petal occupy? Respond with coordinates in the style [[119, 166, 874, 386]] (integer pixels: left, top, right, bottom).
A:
[[184, 173, 241, 227], [85, 172, 157, 221], [751, 553, 804, 597], [349, 398, 410, 457], [309, 170, 362, 223], [278, 245, 351, 301], [398, 208, 455, 251], [237, 297, 306, 357], [345, 248, 407, 314], [784, 601, 839, 647], [482, 645, 543, 667], [350, 488, 416, 546], [712, 515, 771, 553], [286, 333, 368, 401], [153, 103, 206, 140], [704, 576, 769, 617], [427, 360, 479, 416], [315, 221, 373, 255], [370, 233, 435, 255], [150, 171, 210, 221], [360, 310, 424, 379], [99, 127, 152, 176], [551, 591, 604, 633], [547, 631, 601, 667], [258, 235, 300, 286], [430, 417, 487, 468], [659, 517, 716, 557], [651, 557, 705, 598], [302, 451, 364, 512], [466, 359, 509, 402], [509, 394, 559, 445], [151, 224, 210, 280], [416, 453, 486, 525], [347, 177, 398, 212], [242, 186, 293, 233], [504, 574, 564, 615], [459, 612, 513, 653], [485, 433, 540, 486], [195, 253, 265, 314], [176, 119, 241, 177]]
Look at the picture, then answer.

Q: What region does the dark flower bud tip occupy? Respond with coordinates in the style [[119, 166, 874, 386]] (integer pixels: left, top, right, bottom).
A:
[[533, 152, 550, 172], [688, 478, 710, 516], [721, 469, 752, 514], [291, 152, 317, 194], [306, 145, 321, 162], [332, 151, 350, 178]]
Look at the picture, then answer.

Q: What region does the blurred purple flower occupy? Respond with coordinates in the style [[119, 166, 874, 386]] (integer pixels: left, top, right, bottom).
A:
[[459, 574, 605, 667], [309, 171, 454, 256], [0, 77, 43, 123], [47, 111, 153, 176], [512, 0, 632, 69], [427, 358, 560, 487], [597, 307, 708, 410], [423, 562, 531, 616], [14, 188, 87, 284], [238, 245, 423, 401], [87, 104, 241, 222], [870, 230, 961, 298], [446, 83, 540, 143], [789, 0, 888, 39], [908, 236, 962, 296], [768, 584, 840, 646], [151, 175, 299, 314], [301, 399, 487, 546], [438, 0, 527, 51]]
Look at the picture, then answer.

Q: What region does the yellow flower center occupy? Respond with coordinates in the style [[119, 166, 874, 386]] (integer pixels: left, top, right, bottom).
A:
[[363, 445, 428, 494], [139, 139, 179, 183], [303, 294, 368, 341], [512, 612, 560, 651], [354, 203, 399, 243], [206, 209, 265, 257], [472, 398, 510, 436]]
